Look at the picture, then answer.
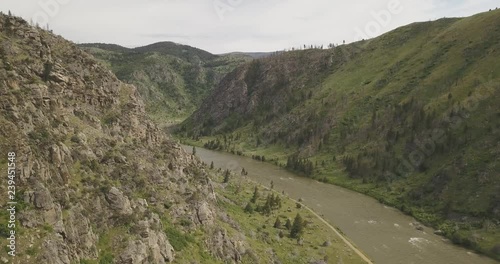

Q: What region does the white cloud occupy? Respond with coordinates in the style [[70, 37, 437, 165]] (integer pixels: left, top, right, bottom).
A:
[[0, 0, 498, 53]]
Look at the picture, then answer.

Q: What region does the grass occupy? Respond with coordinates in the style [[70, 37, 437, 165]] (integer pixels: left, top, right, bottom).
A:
[[164, 226, 195, 251]]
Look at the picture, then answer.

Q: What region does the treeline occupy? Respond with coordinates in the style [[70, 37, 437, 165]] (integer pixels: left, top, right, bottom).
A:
[[285, 156, 314, 177], [251, 155, 266, 162]]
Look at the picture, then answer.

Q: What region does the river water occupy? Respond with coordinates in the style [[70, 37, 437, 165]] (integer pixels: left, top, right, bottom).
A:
[[183, 145, 498, 264]]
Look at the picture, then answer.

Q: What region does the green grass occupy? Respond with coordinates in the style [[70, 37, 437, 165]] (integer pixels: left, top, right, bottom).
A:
[[164, 226, 195, 251]]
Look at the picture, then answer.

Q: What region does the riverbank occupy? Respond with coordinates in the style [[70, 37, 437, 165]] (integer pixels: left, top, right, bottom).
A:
[[177, 139, 500, 263], [202, 158, 370, 263]]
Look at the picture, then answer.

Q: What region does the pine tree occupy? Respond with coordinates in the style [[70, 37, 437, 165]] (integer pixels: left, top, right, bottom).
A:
[[285, 219, 292, 230], [223, 169, 230, 183], [244, 203, 254, 214], [250, 186, 259, 203], [274, 217, 282, 228], [290, 213, 304, 238]]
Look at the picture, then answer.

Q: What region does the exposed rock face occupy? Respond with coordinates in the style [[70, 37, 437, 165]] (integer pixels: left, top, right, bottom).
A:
[[206, 228, 245, 263], [34, 183, 53, 210], [196, 201, 214, 226], [0, 14, 248, 264], [106, 187, 133, 216], [119, 240, 148, 264]]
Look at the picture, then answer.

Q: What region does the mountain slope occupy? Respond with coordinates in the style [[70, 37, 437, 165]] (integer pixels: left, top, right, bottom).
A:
[[0, 13, 367, 264], [79, 42, 251, 122], [180, 10, 500, 259]]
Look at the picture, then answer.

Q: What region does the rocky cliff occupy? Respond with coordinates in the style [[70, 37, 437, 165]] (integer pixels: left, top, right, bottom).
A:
[[0, 14, 248, 264]]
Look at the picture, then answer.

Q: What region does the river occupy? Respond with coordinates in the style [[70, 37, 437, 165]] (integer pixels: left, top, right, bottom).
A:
[[183, 145, 498, 264]]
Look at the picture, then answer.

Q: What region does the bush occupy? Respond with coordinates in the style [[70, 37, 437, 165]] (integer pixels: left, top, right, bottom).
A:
[[42, 62, 53, 82]]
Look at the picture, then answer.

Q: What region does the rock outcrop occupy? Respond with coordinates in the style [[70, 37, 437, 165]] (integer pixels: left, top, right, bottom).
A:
[[0, 13, 250, 264]]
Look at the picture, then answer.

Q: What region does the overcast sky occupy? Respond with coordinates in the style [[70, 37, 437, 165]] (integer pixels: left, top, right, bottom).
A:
[[1, 0, 498, 54]]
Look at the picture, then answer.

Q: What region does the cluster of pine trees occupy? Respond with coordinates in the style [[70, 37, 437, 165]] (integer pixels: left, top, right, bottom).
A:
[[273, 214, 306, 239], [243, 187, 306, 239], [286, 156, 314, 176], [204, 138, 223, 150], [252, 155, 266, 162], [244, 187, 282, 216]]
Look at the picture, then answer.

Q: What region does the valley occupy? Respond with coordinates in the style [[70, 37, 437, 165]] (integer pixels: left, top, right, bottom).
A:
[[176, 9, 500, 262], [1, 4, 499, 264]]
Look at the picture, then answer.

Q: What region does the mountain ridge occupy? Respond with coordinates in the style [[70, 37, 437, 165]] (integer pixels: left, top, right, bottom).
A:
[[79, 41, 252, 121], [179, 9, 500, 260]]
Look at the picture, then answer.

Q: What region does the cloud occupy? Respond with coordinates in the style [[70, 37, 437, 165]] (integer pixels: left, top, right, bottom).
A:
[[0, 0, 498, 53]]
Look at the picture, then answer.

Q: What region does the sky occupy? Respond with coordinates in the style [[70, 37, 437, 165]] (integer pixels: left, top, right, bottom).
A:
[[1, 0, 498, 54]]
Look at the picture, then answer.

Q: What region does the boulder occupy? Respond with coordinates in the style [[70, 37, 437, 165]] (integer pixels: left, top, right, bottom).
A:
[[119, 240, 148, 264], [106, 187, 133, 215], [196, 202, 214, 226], [34, 183, 53, 210]]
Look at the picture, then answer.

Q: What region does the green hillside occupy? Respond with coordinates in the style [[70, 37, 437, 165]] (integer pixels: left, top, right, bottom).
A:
[[179, 10, 500, 260], [80, 42, 252, 122]]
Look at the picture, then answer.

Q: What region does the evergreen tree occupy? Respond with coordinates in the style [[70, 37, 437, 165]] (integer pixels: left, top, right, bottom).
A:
[[42, 62, 53, 82], [210, 161, 214, 169], [223, 169, 230, 183], [250, 186, 259, 203], [244, 203, 254, 214], [192, 146, 196, 155], [274, 217, 282, 228], [285, 219, 292, 230], [262, 201, 271, 215], [290, 214, 304, 238]]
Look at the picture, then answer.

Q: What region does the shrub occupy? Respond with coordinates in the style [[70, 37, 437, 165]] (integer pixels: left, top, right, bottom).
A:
[[42, 62, 53, 82]]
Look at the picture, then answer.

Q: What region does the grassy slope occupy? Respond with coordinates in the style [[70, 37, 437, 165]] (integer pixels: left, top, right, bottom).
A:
[[201, 166, 367, 264], [178, 10, 500, 260]]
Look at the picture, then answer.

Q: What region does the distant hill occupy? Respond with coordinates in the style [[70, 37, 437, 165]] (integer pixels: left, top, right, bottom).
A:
[[221, 51, 276, 59], [179, 10, 500, 260], [79, 41, 251, 122], [78, 43, 132, 53]]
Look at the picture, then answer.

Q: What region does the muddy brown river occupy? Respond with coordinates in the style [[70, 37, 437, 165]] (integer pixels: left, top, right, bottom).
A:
[[183, 145, 498, 264]]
